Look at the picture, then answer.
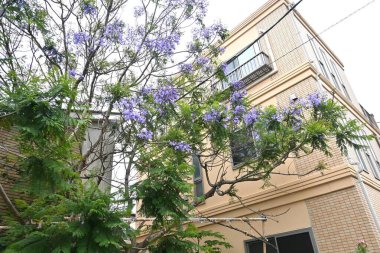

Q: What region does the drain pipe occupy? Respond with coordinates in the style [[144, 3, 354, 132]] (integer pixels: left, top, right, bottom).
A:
[[348, 157, 380, 233]]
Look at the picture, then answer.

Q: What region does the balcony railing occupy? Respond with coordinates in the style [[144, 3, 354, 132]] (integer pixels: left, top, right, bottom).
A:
[[213, 52, 273, 91]]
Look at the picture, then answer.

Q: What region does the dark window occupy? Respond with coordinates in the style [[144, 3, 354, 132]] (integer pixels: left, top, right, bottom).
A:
[[246, 231, 315, 253], [230, 129, 257, 166], [192, 154, 204, 198], [246, 238, 277, 253], [276, 232, 315, 253]]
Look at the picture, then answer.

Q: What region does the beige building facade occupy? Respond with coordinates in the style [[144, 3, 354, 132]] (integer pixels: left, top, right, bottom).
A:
[[195, 1, 380, 252]]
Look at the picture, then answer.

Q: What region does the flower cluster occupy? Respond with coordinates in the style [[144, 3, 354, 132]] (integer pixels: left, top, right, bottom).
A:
[[203, 108, 223, 123], [82, 3, 97, 15], [134, 6, 144, 17], [244, 108, 259, 126], [103, 20, 125, 44], [119, 97, 147, 124], [153, 85, 179, 105], [69, 69, 77, 78], [137, 128, 153, 140], [145, 33, 181, 56], [307, 92, 326, 107], [169, 141, 192, 152], [180, 63, 194, 74], [193, 22, 226, 41], [73, 32, 90, 45]]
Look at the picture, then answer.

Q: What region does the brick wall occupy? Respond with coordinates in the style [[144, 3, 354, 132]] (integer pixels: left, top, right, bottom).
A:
[[275, 77, 346, 175], [0, 127, 24, 223], [366, 184, 380, 223], [306, 186, 380, 253], [257, 5, 307, 78]]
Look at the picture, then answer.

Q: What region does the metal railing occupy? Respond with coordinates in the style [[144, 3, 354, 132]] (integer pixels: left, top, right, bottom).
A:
[[213, 52, 273, 91]]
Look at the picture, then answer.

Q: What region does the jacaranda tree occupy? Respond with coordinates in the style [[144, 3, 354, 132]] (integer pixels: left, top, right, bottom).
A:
[[0, 0, 369, 252]]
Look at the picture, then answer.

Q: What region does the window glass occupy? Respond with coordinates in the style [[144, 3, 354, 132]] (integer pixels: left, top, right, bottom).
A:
[[355, 148, 368, 173], [276, 232, 315, 253], [246, 238, 277, 253], [238, 46, 255, 66], [230, 129, 257, 166], [192, 154, 204, 197], [319, 61, 329, 79], [246, 232, 315, 253]]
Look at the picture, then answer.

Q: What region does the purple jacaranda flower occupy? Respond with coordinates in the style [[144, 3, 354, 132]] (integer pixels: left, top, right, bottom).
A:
[[231, 81, 243, 90], [230, 90, 247, 105], [153, 85, 179, 104], [137, 128, 153, 140], [145, 33, 181, 56], [68, 69, 77, 78], [193, 21, 226, 41], [188, 42, 201, 54], [82, 3, 97, 15], [180, 63, 193, 74], [233, 105, 246, 115], [104, 20, 125, 44], [140, 86, 153, 96], [203, 108, 222, 123], [134, 6, 144, 17], [73, 32, 90, 45], [307, 92, 325, 107], [195, 57, 210, 66], [244, 108, 259, 125], [119, 97, 147, 123], [220, 63, 227, 74], [169, 141, 192, 152], [272, 112, 283, 122]]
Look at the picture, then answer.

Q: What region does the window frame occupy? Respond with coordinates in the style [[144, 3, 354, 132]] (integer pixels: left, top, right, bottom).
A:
[[244, 228, 319, 253], [192, 154, 204, 198], [224, 40, 262, 76], [230, 128, 258, 167]]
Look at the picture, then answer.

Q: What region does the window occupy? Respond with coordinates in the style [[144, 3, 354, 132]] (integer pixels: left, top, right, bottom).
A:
[[341, 84, 351, 101], [330, 73, 340, 90], [192, 154, 204, 198], [225, 41, 261, 76], [230, 129, 257, 166], [246, 230, 316, 253], [366, 153, 377, 173], [355, 148, 368, 173], [330, 60, 352, 100], [318, 60, 329, 79], [319, 49, 332, 81]]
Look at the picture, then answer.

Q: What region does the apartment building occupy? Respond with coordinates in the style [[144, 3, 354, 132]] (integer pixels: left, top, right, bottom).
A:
[[194, 1, 380, 252]]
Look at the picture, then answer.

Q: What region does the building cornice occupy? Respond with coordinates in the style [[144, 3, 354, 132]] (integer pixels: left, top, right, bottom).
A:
[[246, 62, 380, 136], [223, 0, 289, 49], [292, 10, 345, 69], [197, 165, 378, 218]]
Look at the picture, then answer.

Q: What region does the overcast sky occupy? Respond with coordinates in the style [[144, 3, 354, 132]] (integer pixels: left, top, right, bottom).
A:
[[207, 0, 380, 123]]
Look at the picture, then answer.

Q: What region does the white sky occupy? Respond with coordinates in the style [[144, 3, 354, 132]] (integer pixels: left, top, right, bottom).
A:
[[207, 0, 380, 123]]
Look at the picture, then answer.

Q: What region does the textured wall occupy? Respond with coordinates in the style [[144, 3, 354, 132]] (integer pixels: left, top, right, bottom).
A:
[[306, 186, 380, 253]]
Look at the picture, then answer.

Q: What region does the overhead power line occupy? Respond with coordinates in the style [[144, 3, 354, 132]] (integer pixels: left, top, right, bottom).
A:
[[178, 0, 305, 100], [270, 0, 376, 65]]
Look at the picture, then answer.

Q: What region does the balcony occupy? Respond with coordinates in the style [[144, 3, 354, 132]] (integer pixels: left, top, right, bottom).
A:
[[213, 52, 273, 91]]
